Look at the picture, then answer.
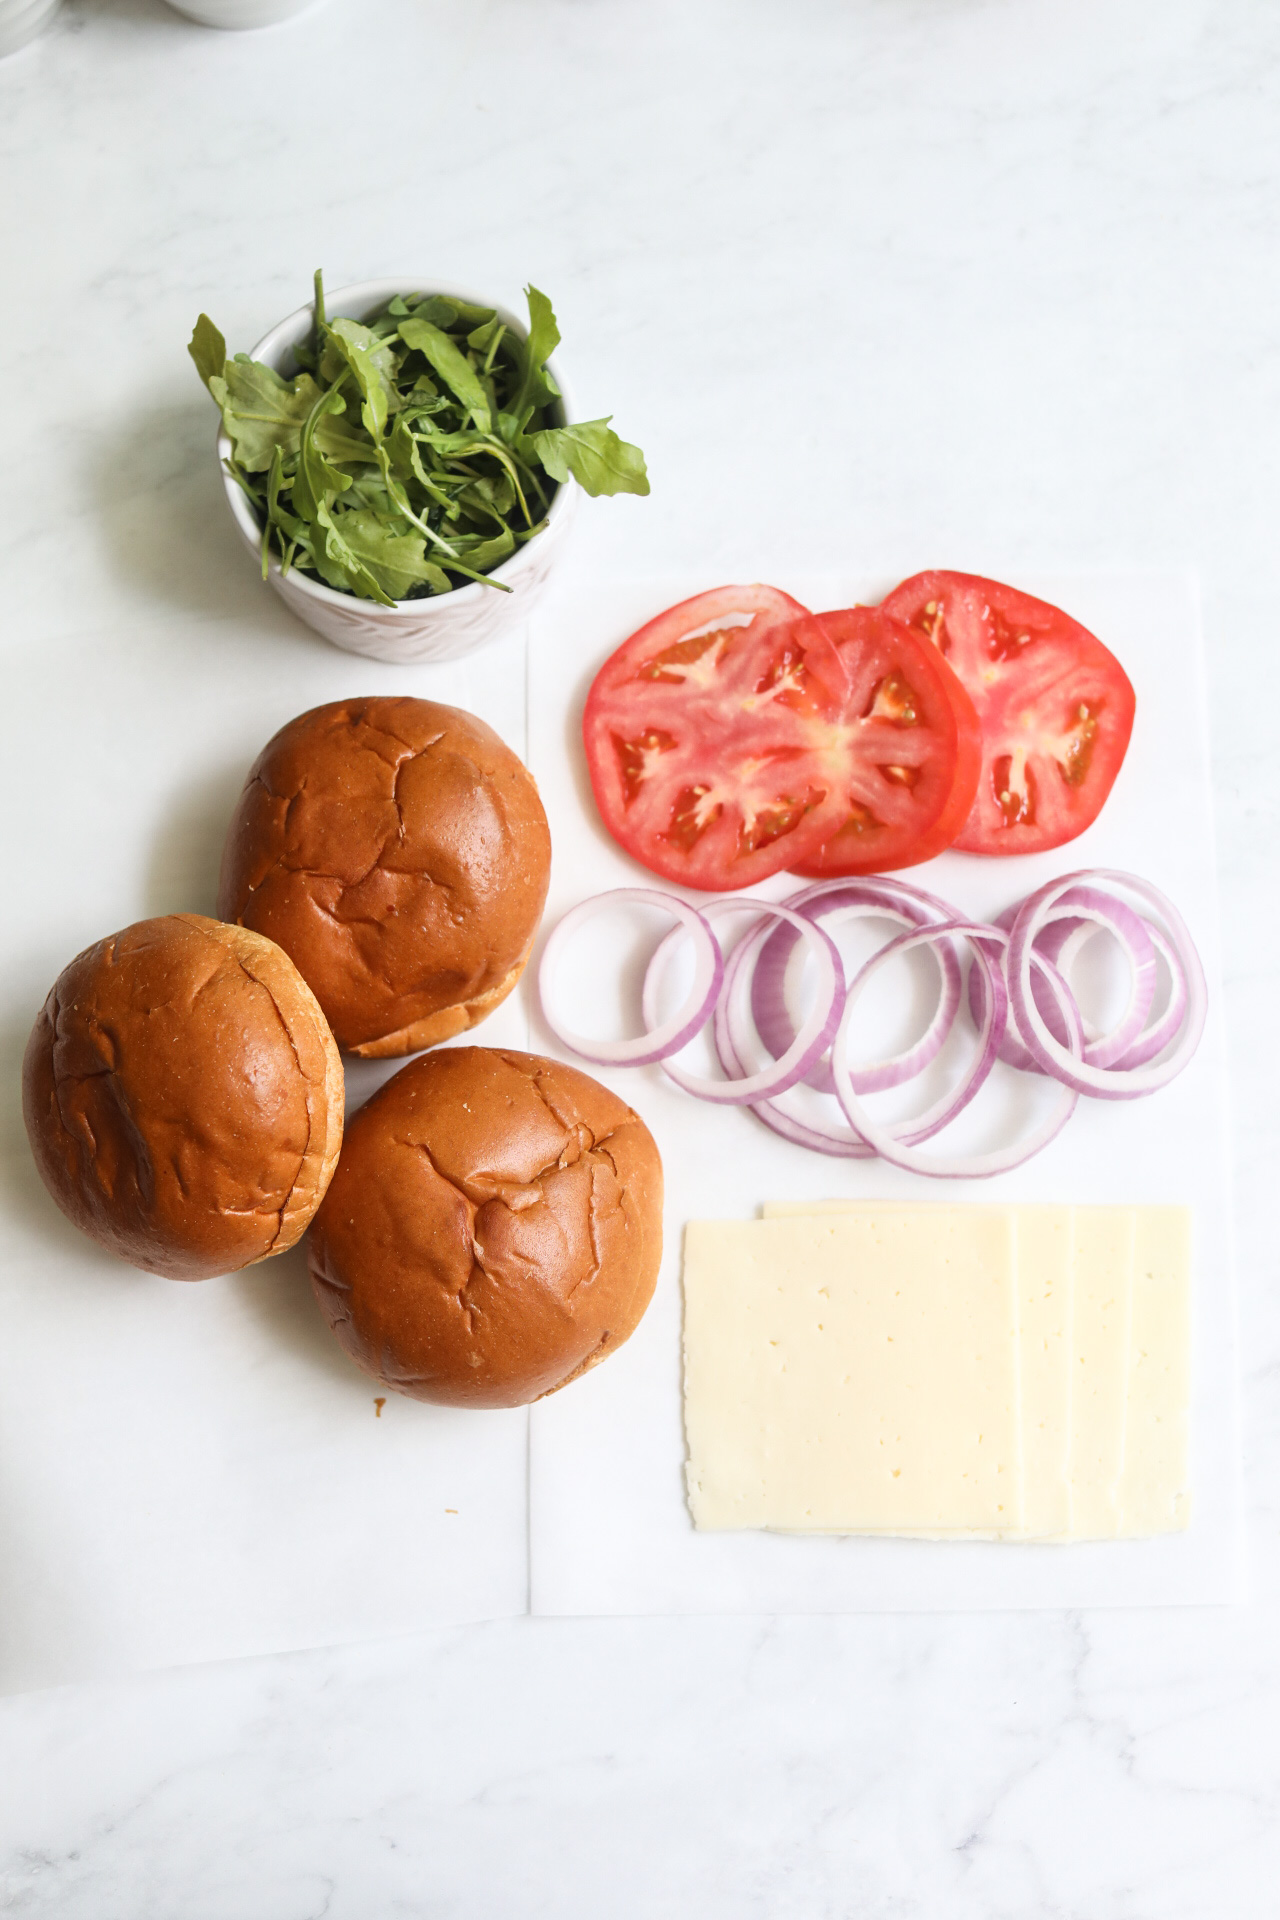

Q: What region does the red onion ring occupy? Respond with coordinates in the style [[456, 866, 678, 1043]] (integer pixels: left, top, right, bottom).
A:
[[710, 911, 875, 1155], [833, 924, 1083, 1178], [970, 920, 1045, 1074], [1007, 870, 1207, 1099], [971, 885, 1159, 1073], [700, 931, 870, 1156], [716, 898, 977, 1157], [732, 1088, 877, 1158], [538, 888, 723, 1068], [1033, 887, 1157, 1068], [1108, 922, 1188, 1068], [642, 899, 845, 1104], [752, 877, 962, 1096]]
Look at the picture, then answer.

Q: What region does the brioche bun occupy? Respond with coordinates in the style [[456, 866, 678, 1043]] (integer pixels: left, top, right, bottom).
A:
[[216, 697, 551, 1058], [308, 1048, 663, 1408], [22, 914, 343, 1281]]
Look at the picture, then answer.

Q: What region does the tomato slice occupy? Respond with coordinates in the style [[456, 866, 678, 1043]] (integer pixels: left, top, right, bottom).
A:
[[789, 606, 983, 876], [880, 571, 1137, 856], [582, 585, 861, 891]]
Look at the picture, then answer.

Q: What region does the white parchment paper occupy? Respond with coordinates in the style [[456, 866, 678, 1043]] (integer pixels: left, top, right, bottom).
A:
[[526, 569, 1244, 1613]]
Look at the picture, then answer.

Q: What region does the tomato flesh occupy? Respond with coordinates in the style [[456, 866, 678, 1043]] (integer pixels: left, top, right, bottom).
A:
[[582, 586, 860, 891], [880, 571, 1136, 856], [790, 607, 983, 876]]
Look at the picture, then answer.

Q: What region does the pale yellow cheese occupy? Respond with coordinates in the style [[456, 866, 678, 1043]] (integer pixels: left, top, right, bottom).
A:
[[1068, 1207, 1136, 1538], [1119, 1207, 1192, 1535], [683, 1211, 1020, 1533], [761, 1201, 1073, 1538], [681, 1237, 772, 1529], [1010, 1207, 1074, 1538], [701, 1201, 1190, 1544]]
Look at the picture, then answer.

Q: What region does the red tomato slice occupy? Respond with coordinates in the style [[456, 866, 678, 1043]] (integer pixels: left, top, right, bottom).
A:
[[582, 585, 861, 891], [880, 571, 1137, 856], [789, 606, 983, 876]]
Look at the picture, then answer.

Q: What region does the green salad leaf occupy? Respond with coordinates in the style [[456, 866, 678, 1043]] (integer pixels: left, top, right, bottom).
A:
[[191, 274, 648, 604], [509, 284, 562, 425], [208, 355, 322, 472], [397, 317, 492, 432], [531, 419, 651, 497], [188, 314, 226, 390]]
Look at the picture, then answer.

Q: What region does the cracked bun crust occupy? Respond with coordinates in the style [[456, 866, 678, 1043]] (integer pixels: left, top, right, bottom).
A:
[[22, 914, 344, 1281], [308, 1048, 663, 1409], [216, 697, 552, 1058]]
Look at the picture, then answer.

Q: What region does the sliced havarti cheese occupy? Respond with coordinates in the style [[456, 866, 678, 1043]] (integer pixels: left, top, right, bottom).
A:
[[1118, 1206, 1192, 1535], [683, 1210, 1020, 1534], [761, 1201, 1074, 1539], [1067, 1207, 1136, 1538], [697, 1201, 1190, 1543]]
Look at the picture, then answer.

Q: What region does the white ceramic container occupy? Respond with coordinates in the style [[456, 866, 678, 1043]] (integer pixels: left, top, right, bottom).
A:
[[217, 278, 578, 665], [165, 0, 322, 25], [0, 0, 60, 58]]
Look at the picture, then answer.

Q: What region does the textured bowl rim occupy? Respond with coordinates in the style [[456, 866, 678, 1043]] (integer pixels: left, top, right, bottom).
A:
[[216, 276, 578, 619]]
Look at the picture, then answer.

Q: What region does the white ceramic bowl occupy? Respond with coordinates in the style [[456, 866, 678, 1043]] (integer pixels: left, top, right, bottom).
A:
[[165, 0, 322, 25], [0, 0, 60, 58], [217, 278, 578, 664]]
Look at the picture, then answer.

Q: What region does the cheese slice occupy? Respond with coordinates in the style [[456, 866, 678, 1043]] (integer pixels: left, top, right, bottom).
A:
[[1118, 1206, 1192, 1534], [1068, 1207, 1136, 1538], [683, 1211, 1020, 1533], [739, 1201, 1192, 1542], [681, 1232, 772, 1529], [1011, 1206, 1074, 1537], [762, 1201, 1073, 1538]]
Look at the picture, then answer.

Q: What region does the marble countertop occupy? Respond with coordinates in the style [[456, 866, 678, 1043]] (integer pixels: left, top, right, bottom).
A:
[[2, 0, 1279, 1912]]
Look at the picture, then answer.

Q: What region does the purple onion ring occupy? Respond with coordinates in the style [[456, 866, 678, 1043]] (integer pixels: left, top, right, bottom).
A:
[[1008, 870, 1207, 1099], [538, 887, 723, 1068], [642, 898, 845, 1104], [832, 923, 1083, 1179], [752, 876, 962, 1096]]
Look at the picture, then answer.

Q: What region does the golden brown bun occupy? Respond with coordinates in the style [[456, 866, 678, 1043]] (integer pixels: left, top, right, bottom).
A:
[[308, 1048, 663, 1408], [216, 697, 551, 1057], [22, 915, 344, 1281]]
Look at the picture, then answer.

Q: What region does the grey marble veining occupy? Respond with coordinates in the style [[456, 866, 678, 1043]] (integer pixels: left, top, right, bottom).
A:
[[2, 0, 1280, 1913]]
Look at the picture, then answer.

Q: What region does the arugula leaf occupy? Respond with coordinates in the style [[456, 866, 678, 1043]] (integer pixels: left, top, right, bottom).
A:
[[264, 447, 310, 539], [530, 419, 650, 497], [410, 294, 495, 331], [211, 357, 322, 472], [292, 388, 353, 519], [313, 409, 379, 464], [464, 471, 517, 520], [388, 414, 460, 515], [324, 506, 450, 600], [467, 317, 504, 358], [294, 268, 326, 374], [398, 318, 491, 433], [372, 444, 466, 561], [309, 502, 392, 604], [524, 287, 561, 386], [188, 314, 226, 390], [507, 284, 561, 429], [325, 317, 398, 440], [449, 526, 516, 572]]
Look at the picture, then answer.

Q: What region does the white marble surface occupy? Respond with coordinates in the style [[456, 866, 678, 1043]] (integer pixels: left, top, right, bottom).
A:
[[1, 0, 1279, 1912]]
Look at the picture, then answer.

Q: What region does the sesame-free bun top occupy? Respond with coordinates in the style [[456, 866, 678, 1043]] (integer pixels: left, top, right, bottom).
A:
[[216, 697, 551, 1058], [308, 1048, 663, 1409], [22, 914, 343, 1282]]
